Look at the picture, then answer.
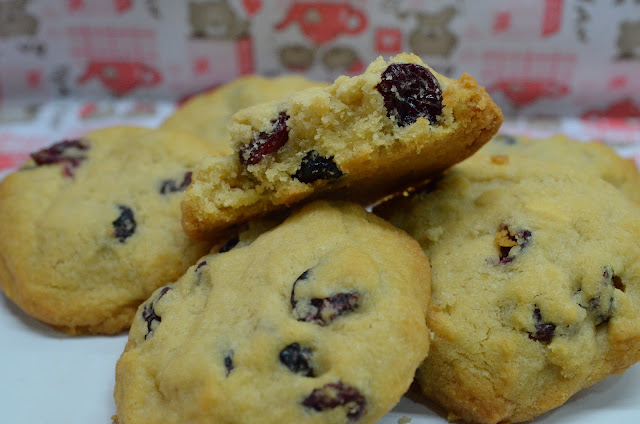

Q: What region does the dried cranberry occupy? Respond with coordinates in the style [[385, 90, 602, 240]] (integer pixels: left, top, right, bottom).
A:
[[238, 112, 290, 166], [159, 171, 192, 194], [293, 150, 343, 183], [376, 63, 443, 126], [528, 307, 556, 343], [291, 270, 360, 325], [112, 205, 136, 242], [141, 286, 172, 339], [495, 224, 531, 264], [293, 293, 360, 326], [302, 381, 366, 421], [30, 139, 89, 177], [224, 350, 234, 376], [279, 343, 314, 377], [309, 293, 359, 325], [196, 261, 207, 271]]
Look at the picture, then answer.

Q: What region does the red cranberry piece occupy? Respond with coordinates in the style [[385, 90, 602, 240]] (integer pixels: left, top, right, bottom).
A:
[[238, 112, 290, 166], [293, 150, 343, 183], [279, 343, 314, 377], [30, 139, 89, 177], [528, 307, 556, 343], [224, 350, 234, 376], [376, 63, 443, 126], [159, 171, 192, 194], [112, 205, 136, 243], [495, 224, 531, 264], [305, 293, 360, 325], [141, 286, 172, 339], [291, 270, 359, 325], [302, 381, 366, 421]]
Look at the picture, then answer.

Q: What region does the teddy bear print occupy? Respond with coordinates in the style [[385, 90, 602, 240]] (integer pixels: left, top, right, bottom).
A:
[[279, 44, 316, 71], [408, 6, 458, 58], [616, 20, 640, 60], [189, 0, 249, 40], [0, 0, 38, 39]]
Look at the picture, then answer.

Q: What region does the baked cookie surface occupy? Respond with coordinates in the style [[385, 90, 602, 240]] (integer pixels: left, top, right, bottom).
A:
[[181, 53, 503, 239], [482, 133, 640, 202], [375, 153, 640, 424], [161, 75, 328, 154], [0, 126, 222, 335], [115, 200, 431, 424]]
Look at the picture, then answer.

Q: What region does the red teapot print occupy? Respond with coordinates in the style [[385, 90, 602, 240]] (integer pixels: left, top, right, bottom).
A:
[[489, 78, 569, 107], [77, 61, 162, 96], [275, 2, 368, 44]]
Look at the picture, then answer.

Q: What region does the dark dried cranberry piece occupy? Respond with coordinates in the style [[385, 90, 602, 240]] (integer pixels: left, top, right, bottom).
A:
[[495, 224, 531, 264], [293, 150, 343, 183], [142, 286, 172, 339], [224, 350, 234, 376], [112, 205, 136, 242], [376, 63, 443, 126], [219, 236, 240, 253], [302, 381, 366, 421], [238, 112, 290, 166], [30, 139, 89, 177], [280, 343, 314, 377], [196, 261, 207, 271], [291, 269, 360, 325], [159, 171, 192, 194], [528, 307, 556, 343], [290, 270, 359, 325], [293, 293, 360, 326], [309, 293, 359, 325]]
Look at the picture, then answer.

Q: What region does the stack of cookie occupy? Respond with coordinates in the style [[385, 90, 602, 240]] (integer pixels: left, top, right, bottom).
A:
[[1, 52, 639, 424]]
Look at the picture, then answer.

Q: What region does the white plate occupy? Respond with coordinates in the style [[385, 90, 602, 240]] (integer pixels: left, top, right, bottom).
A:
[[2, 292, 640, 424]]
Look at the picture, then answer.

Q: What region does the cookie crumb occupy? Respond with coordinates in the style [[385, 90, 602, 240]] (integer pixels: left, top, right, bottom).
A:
[[398, 416, 412, 424], [490, 154, 509, 165], [111, 415, 119, 423]]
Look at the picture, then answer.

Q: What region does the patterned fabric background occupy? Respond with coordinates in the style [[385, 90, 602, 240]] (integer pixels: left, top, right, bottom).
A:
[[0, 0, 639, 174], [1, 0, 639, 116]]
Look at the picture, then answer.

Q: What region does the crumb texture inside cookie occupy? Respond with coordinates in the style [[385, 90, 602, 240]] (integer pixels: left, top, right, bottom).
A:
[[182, 53, 503, 239]]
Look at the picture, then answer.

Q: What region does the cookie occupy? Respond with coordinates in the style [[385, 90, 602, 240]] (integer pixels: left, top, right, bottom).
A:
[[181, 53, 503, 239], [483, 133, 640, 202], [375, 154, 640, 423], [115, 200, 431, 424], [0, 126, 225, 335], [161, 75, 328, 154]]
